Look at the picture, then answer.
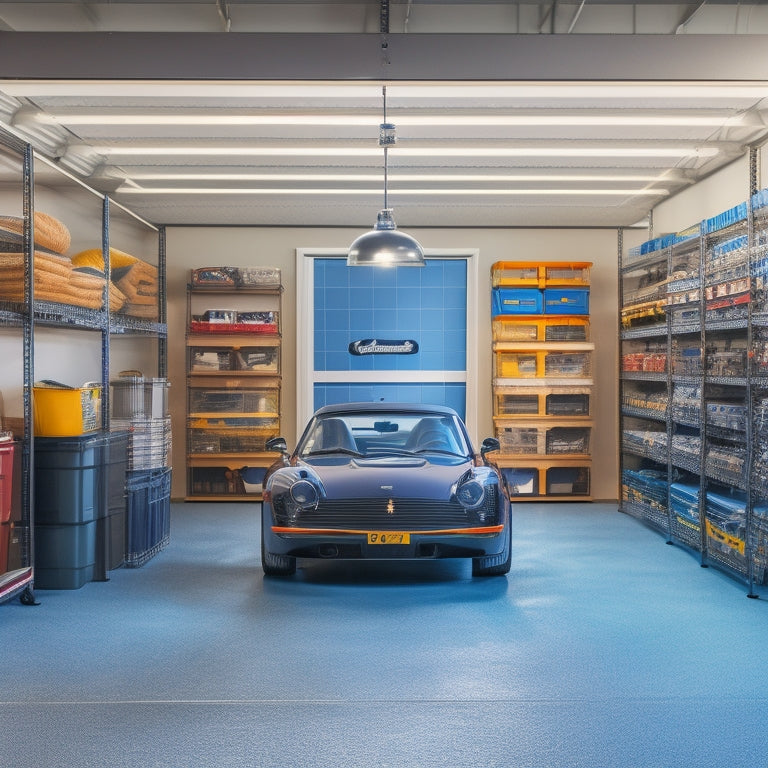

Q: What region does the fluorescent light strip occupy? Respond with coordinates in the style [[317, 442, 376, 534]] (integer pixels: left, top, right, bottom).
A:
[[37, 112, 744, 127], [123, 172, 666, 183], [115, 186, 669, 196], [96, 145, 718, 158], [4, 80, 768, 100]]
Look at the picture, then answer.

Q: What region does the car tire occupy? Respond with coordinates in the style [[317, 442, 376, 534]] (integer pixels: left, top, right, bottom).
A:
[[471, 524, 511, 577], [262, 548, 297, 577], [261, 509, 297, 577]]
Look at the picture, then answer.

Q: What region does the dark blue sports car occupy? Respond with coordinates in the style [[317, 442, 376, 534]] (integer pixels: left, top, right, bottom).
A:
[[261, 402, 511, 577]]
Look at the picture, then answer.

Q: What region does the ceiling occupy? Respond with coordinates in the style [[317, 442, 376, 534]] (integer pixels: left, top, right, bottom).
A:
[[1, 2, 768, 230]]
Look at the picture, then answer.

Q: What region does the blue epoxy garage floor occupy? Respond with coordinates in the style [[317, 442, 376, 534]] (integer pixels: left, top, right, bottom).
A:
[[2, 501, 768, 768]]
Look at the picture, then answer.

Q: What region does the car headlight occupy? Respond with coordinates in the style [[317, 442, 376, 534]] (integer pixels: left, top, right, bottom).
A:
[[455, 478, 486, 510], [290, 479, 320, 509], [267, 468, 323, 524]]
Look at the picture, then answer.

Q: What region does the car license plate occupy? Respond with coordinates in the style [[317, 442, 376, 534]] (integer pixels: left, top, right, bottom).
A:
[[367, 532, 410, 545]]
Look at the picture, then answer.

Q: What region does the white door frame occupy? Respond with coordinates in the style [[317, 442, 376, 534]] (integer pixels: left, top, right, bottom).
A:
[[295, 248, 480, 444]]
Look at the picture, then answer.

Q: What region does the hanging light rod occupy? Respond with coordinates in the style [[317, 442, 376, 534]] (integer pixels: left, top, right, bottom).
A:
[[347, 85, 424, 268]]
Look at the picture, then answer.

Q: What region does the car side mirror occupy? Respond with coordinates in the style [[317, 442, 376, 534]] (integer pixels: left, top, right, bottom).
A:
[[266, 436, 288, 454], [480, 437, 500, 457]]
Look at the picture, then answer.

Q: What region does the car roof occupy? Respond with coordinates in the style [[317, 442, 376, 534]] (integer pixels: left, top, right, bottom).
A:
[[313, 402, 460, 418]]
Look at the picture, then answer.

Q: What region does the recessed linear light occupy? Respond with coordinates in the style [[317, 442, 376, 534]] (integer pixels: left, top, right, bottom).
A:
[[34, 112, 746, 128], [95, 145, 718, 158], [115, 185, 670, 196]]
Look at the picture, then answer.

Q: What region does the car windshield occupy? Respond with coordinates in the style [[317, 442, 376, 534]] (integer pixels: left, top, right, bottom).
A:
[[298, 410, 471, 459]]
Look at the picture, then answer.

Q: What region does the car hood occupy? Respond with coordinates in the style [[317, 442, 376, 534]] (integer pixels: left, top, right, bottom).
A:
[[296, 454, 473, 501]]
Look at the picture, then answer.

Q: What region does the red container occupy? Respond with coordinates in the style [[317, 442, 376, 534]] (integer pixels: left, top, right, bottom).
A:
[[189, 321, 278, 335], [0, 522, 9, 573], [0, 442, 17, 525]]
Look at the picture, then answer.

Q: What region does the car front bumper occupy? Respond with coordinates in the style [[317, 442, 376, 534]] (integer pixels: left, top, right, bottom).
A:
[[263, 516, 509, 561]]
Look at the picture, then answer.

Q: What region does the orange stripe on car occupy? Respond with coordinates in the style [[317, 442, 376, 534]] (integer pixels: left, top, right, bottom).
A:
[[271, 525, 504, 536]]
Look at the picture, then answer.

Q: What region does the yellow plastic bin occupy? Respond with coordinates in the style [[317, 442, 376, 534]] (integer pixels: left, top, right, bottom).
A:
[[33, 381, 102, 437]]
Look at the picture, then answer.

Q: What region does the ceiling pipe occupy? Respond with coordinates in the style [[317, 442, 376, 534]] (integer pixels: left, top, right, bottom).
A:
[[675, 1, 707, 34], [216, 0, 231, 32], [404, 0, 414, 32], [538, 1, 557, 34], [77, 1, 100, 27], [567, 0, 587, 33]]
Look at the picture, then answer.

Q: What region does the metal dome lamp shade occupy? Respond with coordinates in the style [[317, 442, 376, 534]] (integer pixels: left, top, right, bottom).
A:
[[347, 87, 425, 267]]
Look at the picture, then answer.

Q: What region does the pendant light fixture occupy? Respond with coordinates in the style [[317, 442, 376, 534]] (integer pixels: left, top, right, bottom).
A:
[[347, 85, 425, 267]]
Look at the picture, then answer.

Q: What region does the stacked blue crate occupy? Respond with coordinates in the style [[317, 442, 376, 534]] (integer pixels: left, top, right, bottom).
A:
[[492, 285, 589, 317], [621, 468, 668, 532], [110, 374, 172, 567], [543, 288, 590, 315], [750, 506, 768, 585], [704, 490, 747, 575], [669, 482, 701, 551], [124, 467, 171, 568]]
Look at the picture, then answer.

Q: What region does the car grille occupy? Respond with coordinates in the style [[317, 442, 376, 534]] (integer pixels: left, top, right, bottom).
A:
[[290, 496, 497, 530]]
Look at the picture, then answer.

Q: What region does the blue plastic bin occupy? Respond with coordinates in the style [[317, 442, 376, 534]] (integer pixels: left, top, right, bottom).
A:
[[543, 288, 590, 314], [492, 288, 543, 315], [34, 431, 129, 525], [34, 520, 96, 590]]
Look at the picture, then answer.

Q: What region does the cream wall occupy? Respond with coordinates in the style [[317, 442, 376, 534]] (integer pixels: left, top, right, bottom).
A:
[[652, 156, 752, 237], [0, 143, 759, 507], [164, 155, 763, 503], [0, 179, 159, 426], [166, 226, 624, 501], [2, 163, 752, 504]]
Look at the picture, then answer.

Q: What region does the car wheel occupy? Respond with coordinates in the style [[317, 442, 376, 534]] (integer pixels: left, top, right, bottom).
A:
[[262, 547, 297, 577], [261, 509, 296, 577], [471, 524, 511, 577]]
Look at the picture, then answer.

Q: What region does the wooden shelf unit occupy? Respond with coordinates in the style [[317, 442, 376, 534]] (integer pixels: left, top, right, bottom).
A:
[[185, 276, 282, 502]]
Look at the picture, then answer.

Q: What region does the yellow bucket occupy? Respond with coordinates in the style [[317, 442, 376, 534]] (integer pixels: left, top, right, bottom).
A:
[[33, 383, 102, 436]]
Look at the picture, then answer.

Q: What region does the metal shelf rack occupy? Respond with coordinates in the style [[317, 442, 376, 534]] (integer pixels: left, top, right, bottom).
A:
[[619, 174, 768, 596], [0, 125, 167, 603]]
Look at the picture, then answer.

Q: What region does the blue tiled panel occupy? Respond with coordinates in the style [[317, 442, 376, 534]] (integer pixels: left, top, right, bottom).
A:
[[312, 258, 468, 414], [313, 258, 467, 372], [314, 383, 467, 420]]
